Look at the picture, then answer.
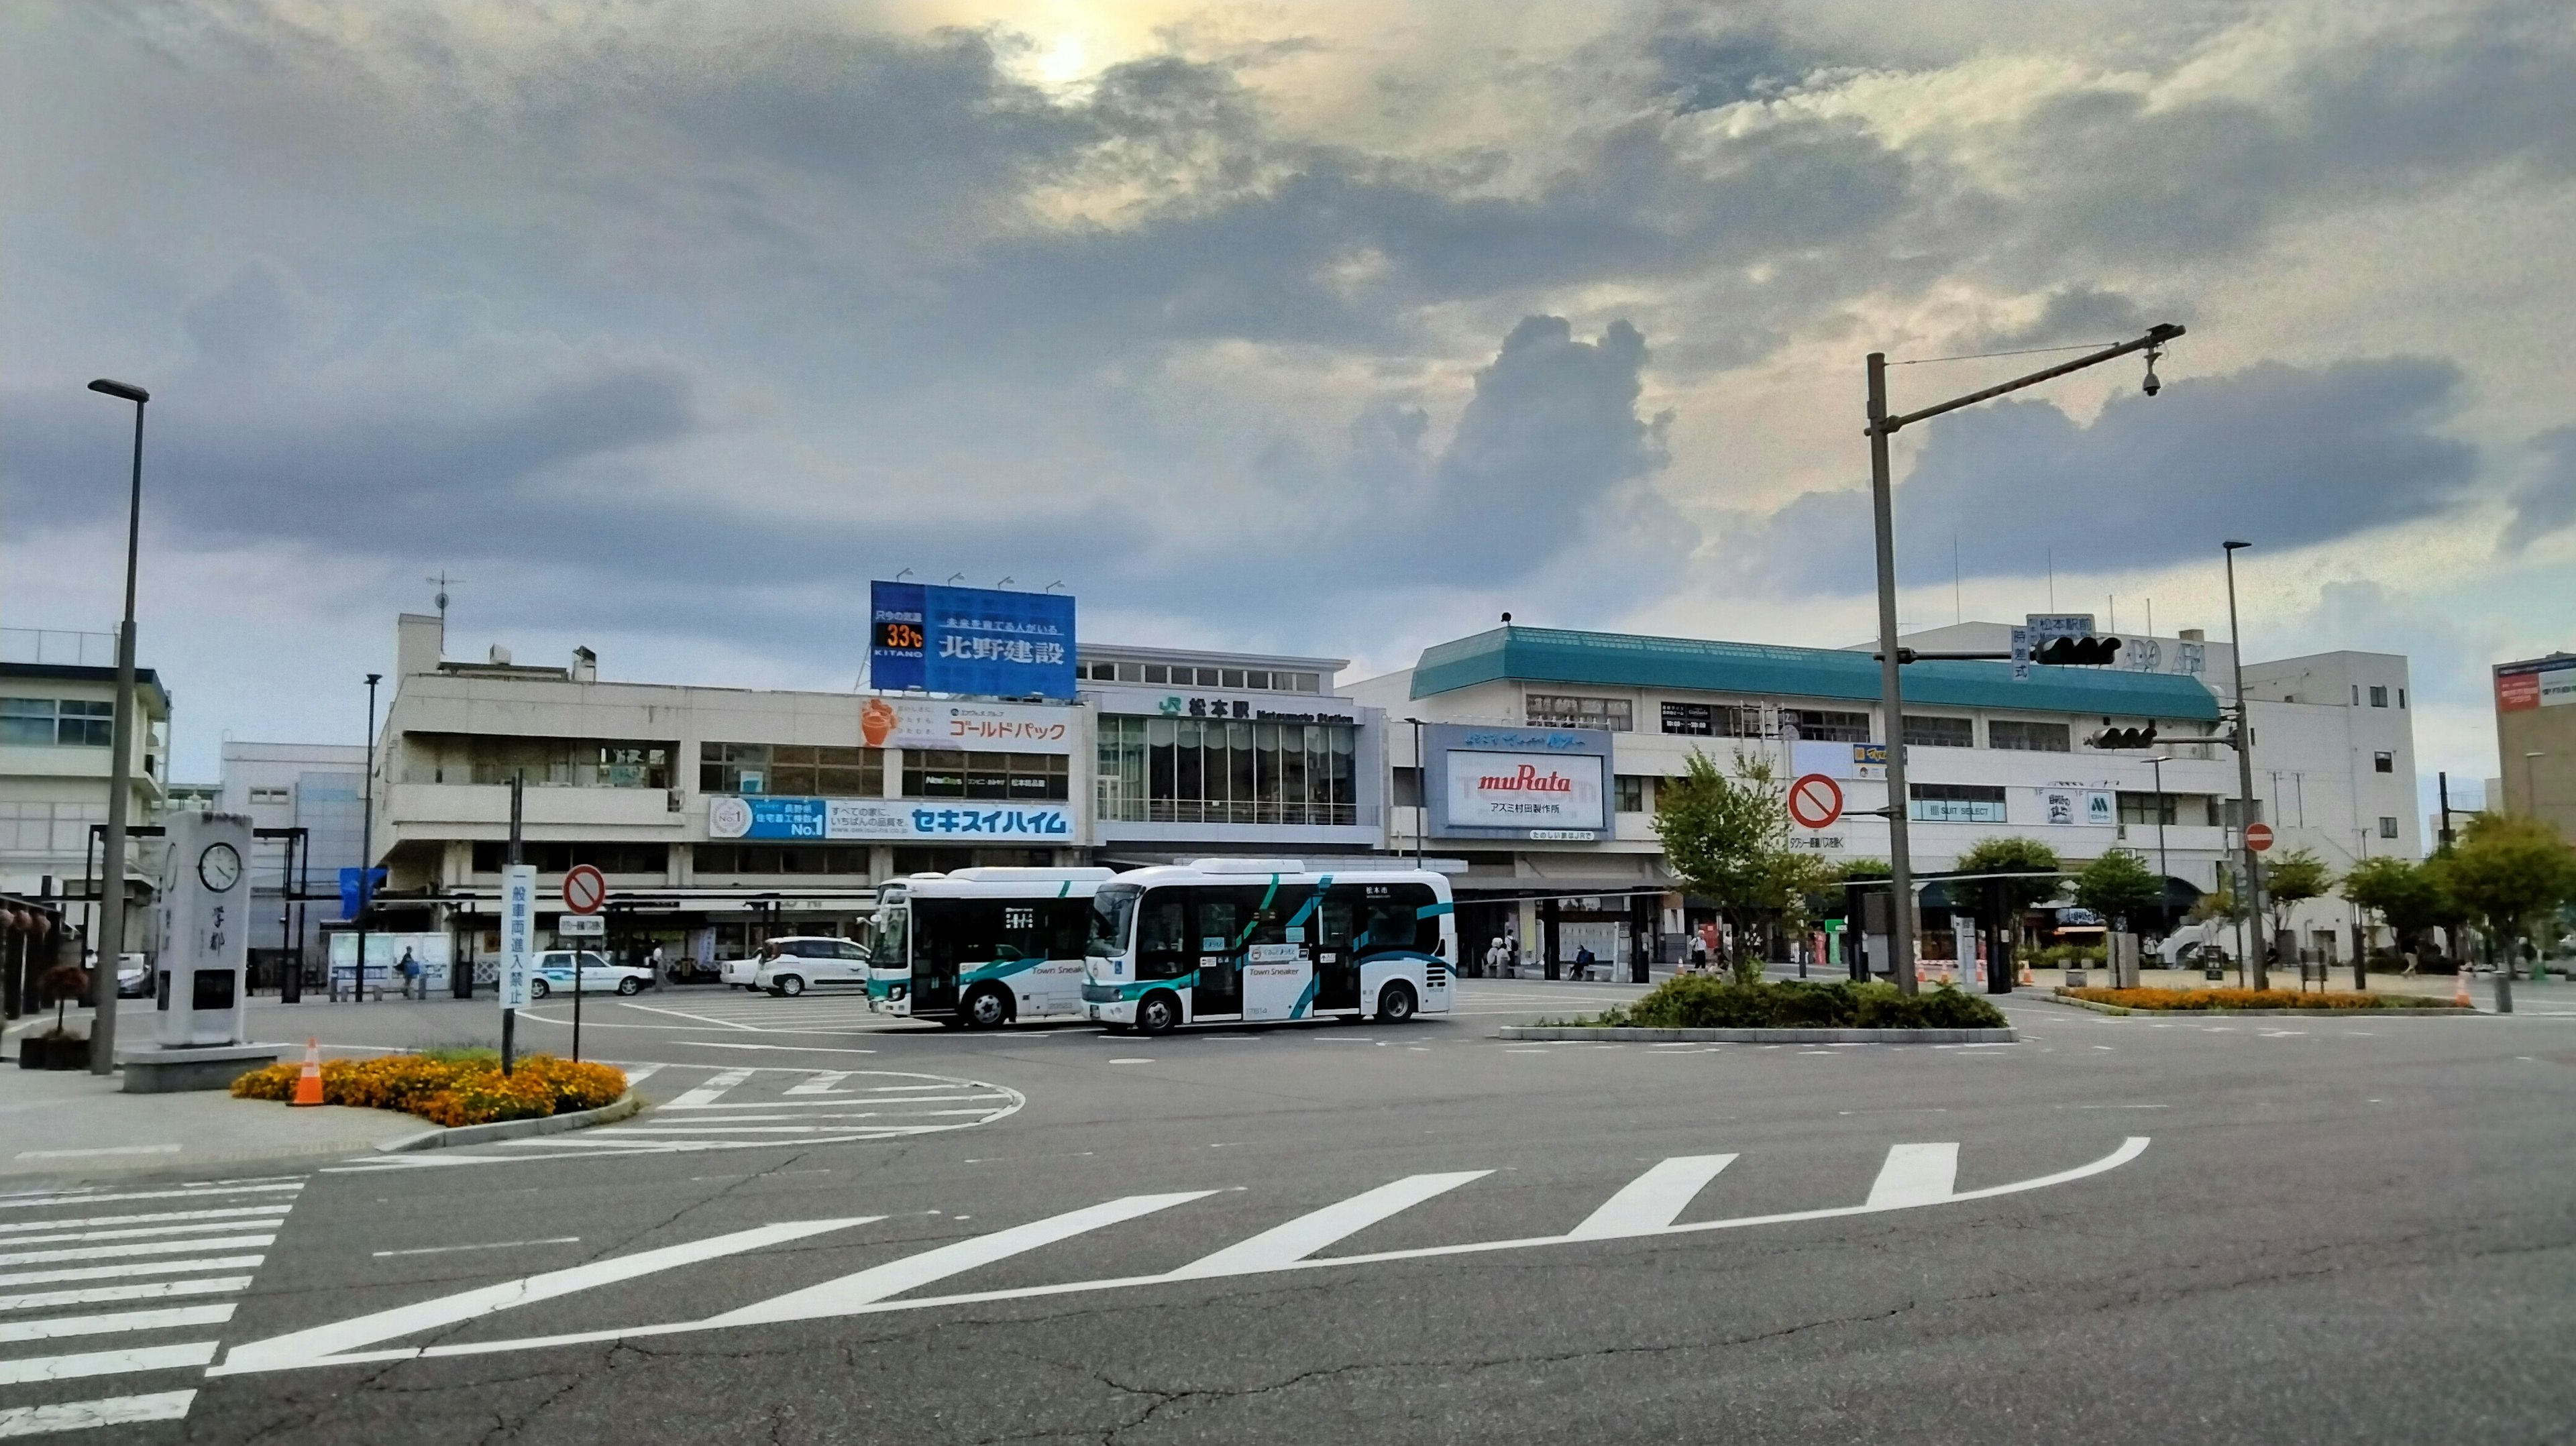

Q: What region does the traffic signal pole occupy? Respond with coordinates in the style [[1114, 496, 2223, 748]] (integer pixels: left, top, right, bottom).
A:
[[2223, 541, 2270, 992], [1862, 324, 2185, 999]]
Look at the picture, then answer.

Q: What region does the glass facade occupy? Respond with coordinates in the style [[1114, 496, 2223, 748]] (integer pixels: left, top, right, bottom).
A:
[[0, 697, 113, 747], [1988, 719, 2072, 752], [405, 735, 673, 788], [1095, 716, 1357, 825], [1902, 714, 1974, 748], [702, 743, 882, 797], [901, 750, 1068, 801], [1525, 694, 1632, 731], [1909, 783, 2006, 824]]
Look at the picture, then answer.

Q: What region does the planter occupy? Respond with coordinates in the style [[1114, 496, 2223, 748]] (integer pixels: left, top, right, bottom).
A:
[[1499, 1025, 2017, 1044], [18, 1036, 91, 1070]]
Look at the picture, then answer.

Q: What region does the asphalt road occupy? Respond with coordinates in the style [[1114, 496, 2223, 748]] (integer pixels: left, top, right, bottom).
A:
[[11, 980, 2573, 1444]]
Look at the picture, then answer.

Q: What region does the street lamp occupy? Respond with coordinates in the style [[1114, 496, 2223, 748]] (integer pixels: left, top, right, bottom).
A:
[[356, 673, 382, 1000], [1865, 324, 2184, 993], [1404, 718, 1426, 872], [2222, 540, 2269, 990], [83, 379, 148, 1074], [2142, 755, 2173, 938]]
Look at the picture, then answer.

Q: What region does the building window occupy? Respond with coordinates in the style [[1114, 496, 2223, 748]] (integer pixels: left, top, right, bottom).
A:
[[701, 743, 881, 797], [1525, 693, 1632, 731], [1659, 702, 1755, 737], [1095, 715, 1356, 826], [2369, 685, 2388, 708], [691, 843, 870, 875], [2117, 791, 2180, 826], [411, 735, 672, 788], [2378, 816, 2400, 839], [0, 698, 113, 748], [1909, 783, 2006, 824], [1988, 719, 2072, 753], [1780, 708, 1872, 743], [2398, 688, 2406, 709], [1902, 715, 1974, 748], [247, 786, 292, 805], [2373, 751, 2394, 774], [1615, 775, 1647, 814], [470, 842, 669, 873], [902, 750, 1067, 801]]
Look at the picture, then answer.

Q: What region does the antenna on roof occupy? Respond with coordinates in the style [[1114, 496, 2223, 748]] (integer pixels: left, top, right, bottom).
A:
[[427, 571, 460, 642]]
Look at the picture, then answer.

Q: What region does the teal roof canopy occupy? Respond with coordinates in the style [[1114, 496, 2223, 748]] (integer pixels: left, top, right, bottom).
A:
[[1410, 626, 2220, 722]]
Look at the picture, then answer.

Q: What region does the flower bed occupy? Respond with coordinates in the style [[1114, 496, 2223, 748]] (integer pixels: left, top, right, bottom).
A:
[[2057, 987, 2465, 1013], [1585, 977, 2008, 1030], [231, 1052, 626, 1127]]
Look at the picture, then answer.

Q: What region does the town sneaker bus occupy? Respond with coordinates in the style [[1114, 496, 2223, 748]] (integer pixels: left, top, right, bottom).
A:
[[1081, 860, 1455, 1035], [868, 867, 1116, 1029]]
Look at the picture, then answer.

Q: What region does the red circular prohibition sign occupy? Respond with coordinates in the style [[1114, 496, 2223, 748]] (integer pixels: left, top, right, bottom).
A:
[[1787, 773, 1845, 830], [562, 864, 608, 915]]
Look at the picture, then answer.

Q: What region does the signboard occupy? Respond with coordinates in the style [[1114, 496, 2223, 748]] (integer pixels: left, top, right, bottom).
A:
[[327, 932, 454, 991], [2039, 787, 2116, 827], [1787, 773, 1845, 829], [710, 795, 1077, 841], [2245, 822, 2275, 852], [336, 867, 387, 920], [499, 864, 536, 1009], [2010, 626, 2032, 682], [870, 581, 1077, 700], [2027, 613, 2096, 643], [859, 698, 1075, 753], [558, 914, 606, 938], [2496, 658, 2576, 712], [562, 864, 607, 915], [1790, 740, 1888, 781]]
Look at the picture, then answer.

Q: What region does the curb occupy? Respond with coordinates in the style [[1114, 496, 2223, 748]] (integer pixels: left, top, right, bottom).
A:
[[2039, 993, 2476, 1019], [379, 1092, 644, 1154], [1497, 1025, 2017, 1044]]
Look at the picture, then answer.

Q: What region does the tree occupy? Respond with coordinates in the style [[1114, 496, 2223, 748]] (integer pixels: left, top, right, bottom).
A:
[[2440, 814, 2576, 962], [2339, 856, 2449, 958], [1953, 836, 2062, 951], [2259, 846, 2333, 944], [2074, 848, 2163, 932], [1653, 749, 1829, 983], [2189, 879, 2244, 926]]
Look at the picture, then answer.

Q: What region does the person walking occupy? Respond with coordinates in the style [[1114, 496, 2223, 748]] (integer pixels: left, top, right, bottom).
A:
[[647, 941, 666, 988], [396, 946, 420, 1000], [1483, 936, 1509, 980]]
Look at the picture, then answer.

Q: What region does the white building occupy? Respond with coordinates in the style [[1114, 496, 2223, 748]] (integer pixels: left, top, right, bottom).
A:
[[215, 741, 368, 978], [0, 632, 174, 954]]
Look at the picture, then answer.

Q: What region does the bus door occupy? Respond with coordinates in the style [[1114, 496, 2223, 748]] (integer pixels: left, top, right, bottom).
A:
[[1314, 891, 1363, 1013], [1242, 883, 1316, 1021], [1134, 891, 1195, 1003], [910, 899, 961, 1015], [1191, 893, 1245, 1017]]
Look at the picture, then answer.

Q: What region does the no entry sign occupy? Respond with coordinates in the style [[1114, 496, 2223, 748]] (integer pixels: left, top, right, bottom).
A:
[[562, 864, 608, 915], [2244, 822, 2275, 853], [1787, 773, 1845, 830]]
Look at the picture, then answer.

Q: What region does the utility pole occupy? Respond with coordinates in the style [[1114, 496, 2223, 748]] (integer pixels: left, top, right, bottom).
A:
[[84, 379, 149, 1074], [1862, 323, 2184, 995], [2436, 772, 2455, 852], [503, 770, 521, 1074], [1406, 718, 1426, 872], [356, 673, 381, 1001], [2223, 541, 2269, 991]]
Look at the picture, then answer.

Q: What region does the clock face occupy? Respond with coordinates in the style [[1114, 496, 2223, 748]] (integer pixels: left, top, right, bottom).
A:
[[197, 841, 243, 893]]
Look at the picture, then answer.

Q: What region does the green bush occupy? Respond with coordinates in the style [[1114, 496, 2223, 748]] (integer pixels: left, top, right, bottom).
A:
[[2033, 942, 2107, 965], [1600, 977, 2007, 1030]]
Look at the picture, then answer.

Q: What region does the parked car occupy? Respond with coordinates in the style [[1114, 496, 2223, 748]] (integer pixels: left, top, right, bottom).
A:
[[527, 950, 652, 998], [756, 936, 870, 997], [719, 953, 766, 991], [88, 951, 152, 999]]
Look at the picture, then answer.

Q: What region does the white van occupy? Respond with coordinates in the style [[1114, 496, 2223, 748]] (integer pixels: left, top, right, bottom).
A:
[[757, 936, 870, 997]]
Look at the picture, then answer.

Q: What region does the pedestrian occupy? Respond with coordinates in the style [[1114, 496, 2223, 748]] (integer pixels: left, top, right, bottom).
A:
[[2401, 946, 2418, 978], [1483, 936, 1509, 980], [1686, 934, 1709, 974], [647, 941, 666, 987], [1574, 944, 1595, 981], [396, 947, 420, 1000]]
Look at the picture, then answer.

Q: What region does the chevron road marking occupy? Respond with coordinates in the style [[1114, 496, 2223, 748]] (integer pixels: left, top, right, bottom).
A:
[[1169, 1174, 1487, 1280], [1567, 1155, 1737, 1239]]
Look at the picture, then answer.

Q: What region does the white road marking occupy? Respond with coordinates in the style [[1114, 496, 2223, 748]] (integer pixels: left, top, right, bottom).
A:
[[1171, 1174, 1488, 1278], [372, 1237, 582, 1259], [0, 1184, 299, 1212], [0, 1341, 217, 1386], [0, 1256, 266, 1289], [705, 1192, 1218, 1326], [0, 1303, 234, 1345], [675, 1042, 880, 1054], [0, 1205, 288, 1235], [10, 1146, 181, 1162], [0, 1278, 252, 1313], [0, 1236, 275, 1268], [1866, 1144, 1960, 1208], [223, 1219, 877, 1373], [612, 1003, 761, 1032], [784, 1072, 853, 1095], [0, 1221, 293, 1249], [663, 1095, 1004, 1111], [1568, 1156, 1737, 1240], [663, 1069, 755, 1109], [0, 1390, 196, 1437]]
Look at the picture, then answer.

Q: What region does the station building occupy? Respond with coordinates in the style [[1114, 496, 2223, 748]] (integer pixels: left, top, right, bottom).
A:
[[0, 630, 174, 958]]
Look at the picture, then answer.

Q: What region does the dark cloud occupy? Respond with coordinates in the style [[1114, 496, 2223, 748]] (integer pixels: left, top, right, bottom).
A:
[[1724, 356, 2480, 592], [2508, 427, 2576, 545], [1964, 285, 2152, 351]]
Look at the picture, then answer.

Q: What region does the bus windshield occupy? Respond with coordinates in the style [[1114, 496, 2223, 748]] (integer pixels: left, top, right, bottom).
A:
[[1087, 884, 1139, 956], [871, 905, 908, 971]]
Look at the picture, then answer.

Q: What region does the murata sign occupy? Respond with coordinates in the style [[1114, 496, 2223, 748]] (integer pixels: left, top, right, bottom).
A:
[[1426, 724, 1610, 838]]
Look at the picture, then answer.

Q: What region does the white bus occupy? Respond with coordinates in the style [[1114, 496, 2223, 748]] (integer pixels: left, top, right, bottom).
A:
[[867, 868, 1115, 1029], [1079, 860, 1455, 1035]]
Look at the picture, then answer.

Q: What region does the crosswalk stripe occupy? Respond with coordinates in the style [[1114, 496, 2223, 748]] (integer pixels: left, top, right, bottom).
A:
[[1171, 1174, 1489, 1279], [0, 1205, 290, 1235], [0, 1256, 266, 1289], [1568, 1156, 1739, 1240], [783, 1072, 851, 1095], [0, 1303, 234, 1345], [0, 1220, 294, 1248], [0, 1184, 299, 1212], [664, 1069, 754, 1109], [0, 1278, 254, 1314], [219, 1219, 876, 1372], [0, 1389, 196, 1437], [665, 1095, 1006, 1110], [1866, 1144, 1960, 1208], [0, 1341, 217, 1386], [619, 1064, 662, 1090], [708, 1192, 1218, 1325], [0, 1236, 274, 1268]]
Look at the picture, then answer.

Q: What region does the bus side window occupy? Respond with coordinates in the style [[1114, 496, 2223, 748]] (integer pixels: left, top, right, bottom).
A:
[[1043, 901, 1090, 960], [1316, 898, 1357, 954], [1136, 895, 1191, 981]]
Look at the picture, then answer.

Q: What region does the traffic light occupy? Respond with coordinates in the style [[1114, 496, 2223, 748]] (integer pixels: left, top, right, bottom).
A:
[[2034, 634, 2123, 666], [2088, 724, 2159, 749]]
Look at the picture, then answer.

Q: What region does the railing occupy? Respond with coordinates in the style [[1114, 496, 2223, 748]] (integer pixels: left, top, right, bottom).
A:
[[0, 628, 117, 667]]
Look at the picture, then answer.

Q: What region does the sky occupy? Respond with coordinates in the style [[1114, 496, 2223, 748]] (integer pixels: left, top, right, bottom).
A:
[[4, 0, 2573, 816]]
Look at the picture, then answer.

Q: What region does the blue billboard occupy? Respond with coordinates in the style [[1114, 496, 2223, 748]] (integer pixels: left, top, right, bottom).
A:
[[870, 581, 1076, 699]]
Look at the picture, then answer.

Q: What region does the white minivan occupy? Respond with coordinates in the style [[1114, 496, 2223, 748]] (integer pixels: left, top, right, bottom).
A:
[[757, 936, 870, 996]]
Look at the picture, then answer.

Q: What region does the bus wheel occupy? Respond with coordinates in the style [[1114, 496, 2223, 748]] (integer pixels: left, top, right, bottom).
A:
[[1376, 982, 1417, 1025], [1136, 992, 1179, 1036], [963, 987, 1011, 1030]]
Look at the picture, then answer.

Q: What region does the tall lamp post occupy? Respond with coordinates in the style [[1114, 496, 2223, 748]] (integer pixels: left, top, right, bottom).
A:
[[1405, 718, 1426, 871], [2222, 540, 2269, 991], [2143, 755, 2173, 938], [356, 673, 381, 999], [1865, 324, 2184, 993], [83, 379, 148, 1074]]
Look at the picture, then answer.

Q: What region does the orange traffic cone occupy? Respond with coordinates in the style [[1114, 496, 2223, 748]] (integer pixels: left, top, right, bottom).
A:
[[290, 1038, 325, 1108], [2453, 970, 2472, 1010], [2018, 959, 2035, 987]]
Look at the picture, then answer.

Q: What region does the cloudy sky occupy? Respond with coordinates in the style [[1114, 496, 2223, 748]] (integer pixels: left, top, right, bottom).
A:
[[5, 1, 2573, 811]]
